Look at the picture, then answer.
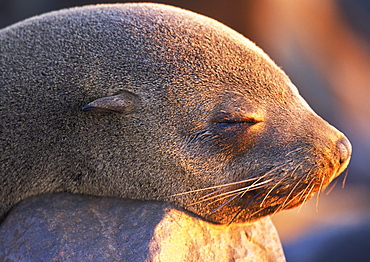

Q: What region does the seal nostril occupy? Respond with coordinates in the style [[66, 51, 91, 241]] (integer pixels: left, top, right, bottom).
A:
[[336, 137, 352, 164]]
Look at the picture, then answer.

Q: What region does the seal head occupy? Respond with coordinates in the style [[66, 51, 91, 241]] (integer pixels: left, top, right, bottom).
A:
[[0, 3, 351, 224]]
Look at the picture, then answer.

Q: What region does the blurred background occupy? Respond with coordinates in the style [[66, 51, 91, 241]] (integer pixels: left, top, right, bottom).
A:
[[1, 0, 369, 261]]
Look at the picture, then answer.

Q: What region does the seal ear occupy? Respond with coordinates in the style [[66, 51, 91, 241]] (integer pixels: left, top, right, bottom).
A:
[[82, 90, 139, 114]]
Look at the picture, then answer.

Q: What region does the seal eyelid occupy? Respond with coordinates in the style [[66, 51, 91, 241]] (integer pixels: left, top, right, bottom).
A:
[[215, 118, 261, 129]]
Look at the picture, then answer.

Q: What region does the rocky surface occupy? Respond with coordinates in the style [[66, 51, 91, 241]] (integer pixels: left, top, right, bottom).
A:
[[0, 193, 285, 261]]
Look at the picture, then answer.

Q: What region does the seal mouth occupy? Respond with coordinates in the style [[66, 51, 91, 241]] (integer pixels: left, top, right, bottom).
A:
[[333, 155, 351, 180]]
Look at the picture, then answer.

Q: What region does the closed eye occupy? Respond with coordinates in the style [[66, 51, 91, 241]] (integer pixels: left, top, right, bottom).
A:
[[216, 119, 260, 129]]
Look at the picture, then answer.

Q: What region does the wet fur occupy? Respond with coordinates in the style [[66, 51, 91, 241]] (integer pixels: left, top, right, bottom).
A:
[[0, 3, 351, 224]]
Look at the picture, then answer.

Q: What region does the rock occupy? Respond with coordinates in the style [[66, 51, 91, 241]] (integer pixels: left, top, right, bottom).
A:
[[0, 193, 285, 261]]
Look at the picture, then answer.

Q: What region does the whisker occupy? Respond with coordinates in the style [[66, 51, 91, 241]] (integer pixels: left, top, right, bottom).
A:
[[259, 172, 291, 207], [297, 175, 314, 203], [248, 206, 269, 219], [280, 174, 314, 212], [273, 177, 310, 216], [316, 176, 325, 212], [279, 189, 306, 212], [204, 191, 241, 206], [169, 168, 273, 198], [237, 162, 292, 200], [285, 147, 303, 156], [194, 179, 274, 205], [171, 162, 290, 200], [186, 190, 243, 207], [279, 167, 313, 210], [342, 169, 349, 188], [169, 184, 238, 197], [239, 181, 277, 198], [227, 192, 263, 225], [325, 179, 338, 195], [251, 162, 291, 184], [297, 181, 316, 213], [208, 194, 240, 214], [248, 193, 285, 220], [169, 179, 256, 197], [259, 159, 307, 208], [199, 177, 266, 200], [278, 164, 308, 210]]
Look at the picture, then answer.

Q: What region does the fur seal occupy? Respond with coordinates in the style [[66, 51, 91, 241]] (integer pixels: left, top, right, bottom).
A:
[[0, 3, 351, 224]]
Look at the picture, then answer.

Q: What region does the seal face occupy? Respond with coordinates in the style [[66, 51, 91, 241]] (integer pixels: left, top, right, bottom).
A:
[[0, 3, 351, 224]]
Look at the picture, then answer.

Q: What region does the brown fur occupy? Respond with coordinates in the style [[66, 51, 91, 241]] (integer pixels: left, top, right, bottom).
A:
[[0, 3, 351, 224]]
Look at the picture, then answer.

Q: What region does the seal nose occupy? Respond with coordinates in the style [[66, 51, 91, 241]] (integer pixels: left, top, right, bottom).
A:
[[336, 137, 352, 165]]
